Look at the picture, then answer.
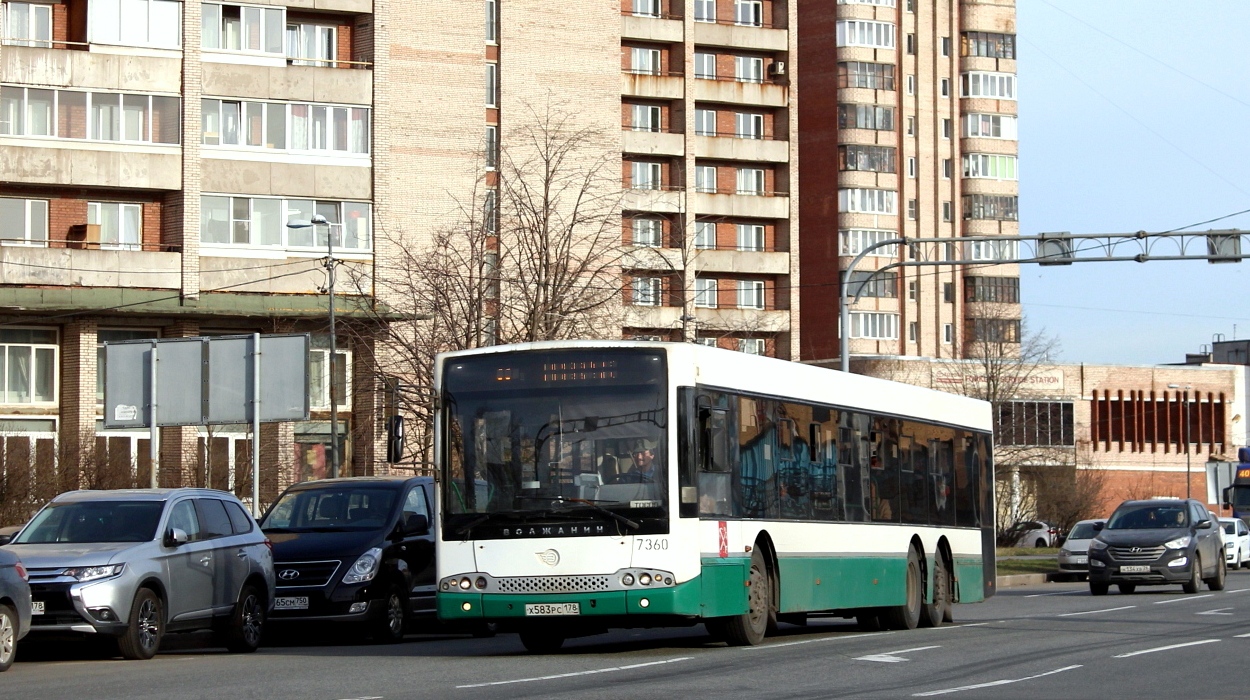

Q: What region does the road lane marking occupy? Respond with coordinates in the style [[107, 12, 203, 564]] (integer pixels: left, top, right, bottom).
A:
[[456, 657, 691, 688], [1196, 608, 1234, 616], [1229, 589, 1250, 593], [741, 631, 894, 650], [854, 645, 941, 663], [1025, 590, 1084, 598], [1155, 594, 1213, 605], [911, 665, 1083, 696], [923, 623, 989, 630], [1113, 639, 1221, 658], [1235, 632, 1250, 638], [1057, 605, 1135, 617]]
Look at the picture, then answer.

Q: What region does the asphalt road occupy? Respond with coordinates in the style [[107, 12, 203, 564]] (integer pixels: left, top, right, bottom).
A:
[[8, 571, 1250, 699]]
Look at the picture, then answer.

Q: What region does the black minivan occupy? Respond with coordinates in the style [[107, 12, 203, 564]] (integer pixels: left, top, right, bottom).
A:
[[260, 476, 436, 642]]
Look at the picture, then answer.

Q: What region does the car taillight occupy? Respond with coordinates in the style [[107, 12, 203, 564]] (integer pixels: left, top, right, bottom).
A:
[[15, 562, 28, 582], [264, 538, 273, 554]]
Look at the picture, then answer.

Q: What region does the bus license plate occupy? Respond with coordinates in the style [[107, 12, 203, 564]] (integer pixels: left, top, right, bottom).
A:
[[525, 603, 579, 616], [274, 596, 309, 610], [1120, 565, 1150, 574], [31, 601, 44, 615]]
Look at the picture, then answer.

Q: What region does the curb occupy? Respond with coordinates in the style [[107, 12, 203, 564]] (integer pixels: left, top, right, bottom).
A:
[[996, 573, 1049, 587]]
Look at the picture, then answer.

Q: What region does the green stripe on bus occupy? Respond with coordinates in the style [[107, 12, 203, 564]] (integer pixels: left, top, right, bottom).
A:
[[777, 554, 907, 611], [953, 557, 986, 603]]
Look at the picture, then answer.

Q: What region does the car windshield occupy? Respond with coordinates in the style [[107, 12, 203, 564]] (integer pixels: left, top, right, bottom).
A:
[[1107, 504, 1188, 530], [1068, 522, 1098, 539], [261, 487, 398, 532], [14, 501, 164, 544]]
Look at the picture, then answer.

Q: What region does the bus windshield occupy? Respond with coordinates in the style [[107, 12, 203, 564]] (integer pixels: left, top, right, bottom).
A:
[[442, 349, 667, 534], [1231, 486, 1250, 508]]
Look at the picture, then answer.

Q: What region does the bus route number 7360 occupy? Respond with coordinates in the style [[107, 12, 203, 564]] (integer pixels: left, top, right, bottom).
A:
[[637, 538, 669, 551]]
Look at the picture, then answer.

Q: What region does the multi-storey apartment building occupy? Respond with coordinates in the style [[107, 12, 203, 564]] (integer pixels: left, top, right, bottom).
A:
[[797, 0, 1019, 363]]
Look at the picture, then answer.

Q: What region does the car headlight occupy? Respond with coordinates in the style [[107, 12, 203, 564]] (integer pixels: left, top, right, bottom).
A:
[[1164, 536, 1192, 550], [1089, 539, 1108, 551], [343, 547, 383, 584], [64, 564, 125, 582]]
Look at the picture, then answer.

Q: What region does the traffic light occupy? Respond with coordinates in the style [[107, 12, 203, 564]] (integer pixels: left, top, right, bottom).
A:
[[386, 415, 404, 463]]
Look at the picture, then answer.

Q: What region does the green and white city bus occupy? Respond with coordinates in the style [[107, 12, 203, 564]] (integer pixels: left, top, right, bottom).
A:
[[435, 341, 995, 652]]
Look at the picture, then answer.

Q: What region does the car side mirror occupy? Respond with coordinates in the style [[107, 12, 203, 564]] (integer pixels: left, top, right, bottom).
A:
[[401, 513, 429, 537], [164, 527, 189, 547], [0, 534, 11, 546], [1092, 522, 1104, 532], [1196, 519, 1211, 530]]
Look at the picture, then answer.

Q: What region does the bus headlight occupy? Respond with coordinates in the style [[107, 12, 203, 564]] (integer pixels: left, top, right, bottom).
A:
[[639, 573, 652, 585], [622, 573, 635, 586], [459, 577, 472, 589]]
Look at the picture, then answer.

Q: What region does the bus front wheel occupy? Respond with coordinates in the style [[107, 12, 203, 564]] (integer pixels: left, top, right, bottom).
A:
[[880, 548, 922, 631], [708, 548, 770, 646]]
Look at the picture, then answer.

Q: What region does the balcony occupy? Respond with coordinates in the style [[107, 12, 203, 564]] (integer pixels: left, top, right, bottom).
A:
[[201, 159, 372, 200], [0, 246, 180, 289], [692, 134, 788, 163], [200, 256, 373, 295], [695, 307, 790, 333], [622, 129, 685, 157], [286, 0, 373, 12], [621, 187, 684, 214], [692, 249, 789, 275], [692, 22, 787, 51], [693, 76, 787, 107], [203, 62, 372, 105], [622, 305, 683, 330], [0, 140, 181, 190], [1, 44, 180, 93], [622, 71, 685, 100], [691, 191, 789, 219], [621, 14, 683, 42]]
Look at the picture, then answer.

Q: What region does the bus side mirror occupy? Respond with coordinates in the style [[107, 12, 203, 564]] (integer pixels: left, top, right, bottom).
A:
[[1223, 487, 1232, 508]]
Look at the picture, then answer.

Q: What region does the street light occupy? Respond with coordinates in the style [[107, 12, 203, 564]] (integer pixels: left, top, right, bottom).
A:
[[288, 214, 340, 479], [1169, 383, 1193, 499]]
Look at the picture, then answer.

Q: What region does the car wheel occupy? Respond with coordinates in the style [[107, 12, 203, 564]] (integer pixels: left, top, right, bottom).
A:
[[118, 588, 163, 660], [1035, 538, 1047, 548], [1089, 582, 1109, 596], [224, 585, 265, 653], [1207, 555, 1227, 591], [371, 585, 408, 644], [1117, 584, 1136, 595], [0, 605, 17, 672], [1183, 554, 1202, 594]]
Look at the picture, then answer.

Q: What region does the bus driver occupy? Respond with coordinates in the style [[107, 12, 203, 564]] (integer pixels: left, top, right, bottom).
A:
[[613, 439, 662, 483]]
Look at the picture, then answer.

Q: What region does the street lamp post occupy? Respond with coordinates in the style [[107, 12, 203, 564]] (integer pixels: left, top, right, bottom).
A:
[[1169, 383, 1193, 499], [288, 214, 340, 479]]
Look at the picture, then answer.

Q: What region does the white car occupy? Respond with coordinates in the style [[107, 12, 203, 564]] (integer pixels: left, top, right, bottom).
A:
[[1220, 517, 1250, 569], [1057, 519, 1104, 581], [1006, 520, 1059, 548]]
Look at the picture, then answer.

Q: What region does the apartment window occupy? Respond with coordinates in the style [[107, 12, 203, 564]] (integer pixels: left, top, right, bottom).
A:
[[939, 78, 950, 97], [631, 161, 663, 190], [838, 104, 894, 131], [736, 168, 765, 195], [201, 196, 371, 250], [905, 116, 914, 135], [942, 159, 952, 179], [735, 56, 764, 83], [485, 63, 498, 106], [736, 223, 764, 251], [694, 0, 715, 22], [905, 33, 915, 55], [88, 202, 142, 250], [738, 338, 765, 355], [963, 153, 1018, 180], [5, 2, 52, 47], [695, 109, 717, 136], [835, 20, 896, 49], [633, 218, 663, 247], [837, 62, 895, 90], [943, 324, 953, 344], [695, 52, 717, 79], [631, 104, 661, 132], [906, 156, 915, 178], [967, 239, 1018, 261], [202, 3, 284, 54], [0, 87, 179, 143], [735, 0, 762, 27], [848, 270, 897, 298], [839, 188, 897, 215], [965, 276, 1021, 303], [849, 312, 898, 340], [632, 277, 662, 306], [906, 198, 917, 220], [694, 221, 716, 249], [962, 71, 1017, 99], [631, 47, 662, 75], [962, 31, 1016, 59], [695, 337, 719, 347], [485, 0, 497, 43], [941, 118, 951, 138], [906, 0, 914, 11], [970, 318, 1020, 343], [942, 282, 954, 303], [287, 22, 336, 66], [735, 112, 764, 139], [736, 280, 765, 309], [0, 328, 57, 405], [840, 228, 897, 257], [907, 280, 917, 300], [484, 126, 498, 169], [963, 194, 1018, 221], [905, 75, 914, 95], [694, 278, 718, 308], [908, 322, 917, 342], [941, 201, 952, 221], [840, 145, 896, 174], [838, 0, 897, 5], [964, 113, 1018, 139], [87, 0, 181, 49], [695, 165, 718, 193], [308, 346, 350, 410], [0, 198, 48, 246], [633, 0, 660, 17], [202, 98, 369, 154], [940, 37, 950, 57], [483, 190, 498, 235], [95, 329, 159, 403]]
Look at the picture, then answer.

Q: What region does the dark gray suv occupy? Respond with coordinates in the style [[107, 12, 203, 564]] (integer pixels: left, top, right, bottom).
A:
[[1088, 499, 1225, 595]]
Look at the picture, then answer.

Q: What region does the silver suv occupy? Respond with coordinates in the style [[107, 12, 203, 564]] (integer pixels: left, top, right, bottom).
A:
[[5, 488, 275, 659]]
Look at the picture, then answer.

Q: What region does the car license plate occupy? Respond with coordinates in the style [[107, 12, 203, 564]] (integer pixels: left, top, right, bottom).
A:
[[1120, 565, 1150, 574], [31, 601, 44, 615], [274, 596, 309, 610], [525, 603, 579, 616], [1073, 556, 1087, 564]]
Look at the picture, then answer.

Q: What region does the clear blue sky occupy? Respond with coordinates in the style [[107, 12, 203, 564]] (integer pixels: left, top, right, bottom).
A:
[[1019, 0, 1250, 365]]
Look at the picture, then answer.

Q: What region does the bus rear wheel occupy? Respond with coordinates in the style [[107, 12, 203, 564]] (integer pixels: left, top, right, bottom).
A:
[[518, 628, 565, 654], [920, 552, 952, 628], [709, 548, 770, 646], [880, 548, 922, 631]]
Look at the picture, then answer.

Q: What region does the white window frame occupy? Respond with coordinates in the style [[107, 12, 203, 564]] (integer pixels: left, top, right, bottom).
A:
[[838, 188, 897, 215], [632, 0, 660, 17], [734, 56, 764, 83], [694, 0, 716, 22], [908, 321, 918, 342], [631, 161, 663, 190], [695, 52, 717, 79], [632, 277, 662, 306], [485, 0, 497, 43], [0, 197, 49, 246], [202, 97, 370, 156], [632, 217, 663, 247], [962, 153, 1018, 180], [0, 87, 181, 145], [736, 167, 765, 195], [835, 20, 896, 49], [286, 21, 337, 66], [89, 0, 181, 50], [201, 3, 285, 56], [735, 223, 764, 251], [694, 221, 717, 249], [940, 78, 950, 97], [967, 239, 1019, 261], [840, 228, 897, 257], [905, 75, 914, 95], [734, 0, 762, 27], [695, 165, 718, 193], [734, 112, 764, 139], [4, 2, 53, 47], [837, 0, 896, 6], [631, 47, 662, 75], [485, 63, 498, 106], [942, 201, 953, 222], [200, 195, 373, 252], [961, 71, 1017, 100], [695, 108, 717, 136], [942, 158, 952, 179], [906, 157, 916, 178], [694, 278, 718, 308], [0, 328, 59, 406], [964, 113, 1018, 139], [695, 337, 719, 347], [308, 347, 351, 410], [631, 104, 661, 132], [848, 312, 899, 340], [736, 280, 765, 309], [738, 338, 765, 355], [943, 323, 953, 344], [88, 201, 143, 251]]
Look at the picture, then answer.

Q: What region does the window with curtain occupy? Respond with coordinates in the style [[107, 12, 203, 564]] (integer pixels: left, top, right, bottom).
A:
[[0, 328, 57, 405]]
